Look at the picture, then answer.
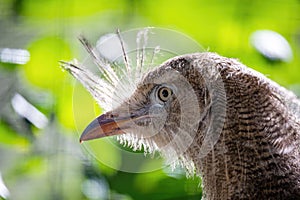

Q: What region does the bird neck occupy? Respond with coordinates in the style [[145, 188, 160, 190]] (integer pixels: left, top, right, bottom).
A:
[[188, 68, 300, 199]]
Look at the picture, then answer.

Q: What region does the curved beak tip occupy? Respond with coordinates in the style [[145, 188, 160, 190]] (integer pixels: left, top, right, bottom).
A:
[[79, 117, 103, 143], [79, 113, 126, 143], [79, 108, 148, 143]]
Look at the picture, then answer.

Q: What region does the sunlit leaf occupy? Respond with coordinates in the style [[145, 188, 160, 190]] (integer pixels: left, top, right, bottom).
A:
[[23, 37, 71, 93], [21, 0, 125, 19], [0, 122, 29, 149]]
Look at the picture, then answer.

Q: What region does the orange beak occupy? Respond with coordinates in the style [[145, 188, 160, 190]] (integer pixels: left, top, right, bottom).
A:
[[79, 106, 150, 143]]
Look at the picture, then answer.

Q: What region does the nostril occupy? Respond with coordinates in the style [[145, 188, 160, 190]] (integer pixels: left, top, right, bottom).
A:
[[130, 113, 136, 118], [107, 112, 118, 118]]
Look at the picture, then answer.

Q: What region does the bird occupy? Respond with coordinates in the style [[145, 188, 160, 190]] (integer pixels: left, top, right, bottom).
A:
[[61, 33, 300, 199]]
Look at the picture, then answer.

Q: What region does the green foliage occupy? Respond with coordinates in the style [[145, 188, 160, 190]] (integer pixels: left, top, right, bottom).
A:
[[0, 0, 299, 199], [23, 36, 71, 92]]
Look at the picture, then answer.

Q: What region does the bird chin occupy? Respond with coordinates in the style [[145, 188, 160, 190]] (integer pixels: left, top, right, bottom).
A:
[[116, 130, 160, 154]]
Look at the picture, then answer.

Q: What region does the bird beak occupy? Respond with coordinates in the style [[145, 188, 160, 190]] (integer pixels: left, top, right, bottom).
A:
[[79, 107, 149, 143]]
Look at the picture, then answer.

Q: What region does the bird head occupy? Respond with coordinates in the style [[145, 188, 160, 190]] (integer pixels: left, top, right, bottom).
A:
[[80, 53, 226, 162]]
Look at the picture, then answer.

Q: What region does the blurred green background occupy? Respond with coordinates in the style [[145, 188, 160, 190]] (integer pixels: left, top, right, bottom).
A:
[[0, 0, 299, 199]]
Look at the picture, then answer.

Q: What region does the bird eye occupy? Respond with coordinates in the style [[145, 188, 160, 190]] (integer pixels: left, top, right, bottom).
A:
[[157, 86, 173, 102]]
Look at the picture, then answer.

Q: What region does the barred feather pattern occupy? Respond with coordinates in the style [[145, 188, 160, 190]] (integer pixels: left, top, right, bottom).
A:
[[61, 34, 300, 199]]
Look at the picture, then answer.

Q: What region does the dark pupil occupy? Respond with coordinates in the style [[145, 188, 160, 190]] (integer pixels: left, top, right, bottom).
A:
[[161, 89, 169, 98]]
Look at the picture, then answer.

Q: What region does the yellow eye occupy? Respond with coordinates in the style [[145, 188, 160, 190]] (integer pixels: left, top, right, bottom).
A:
[[157, 87, 173, 102]]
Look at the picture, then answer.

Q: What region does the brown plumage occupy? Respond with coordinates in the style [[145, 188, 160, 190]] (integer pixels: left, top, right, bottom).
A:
[[62, 49, 300, 199]]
